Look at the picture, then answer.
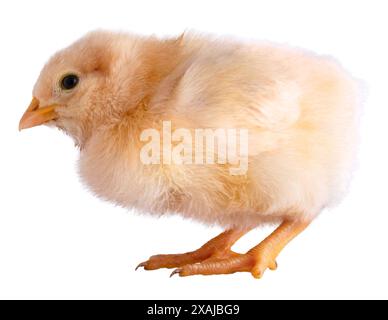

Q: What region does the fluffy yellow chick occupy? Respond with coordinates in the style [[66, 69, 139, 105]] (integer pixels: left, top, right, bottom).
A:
[[19, 31, 359, 278]]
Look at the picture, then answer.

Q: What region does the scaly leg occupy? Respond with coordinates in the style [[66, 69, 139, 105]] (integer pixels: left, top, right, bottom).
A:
[[171, 219, 310, 278], [136, 229, 248, 271]]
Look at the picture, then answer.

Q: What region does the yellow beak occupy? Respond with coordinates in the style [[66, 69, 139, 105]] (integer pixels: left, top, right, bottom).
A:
[[19, 97, 58, 131]]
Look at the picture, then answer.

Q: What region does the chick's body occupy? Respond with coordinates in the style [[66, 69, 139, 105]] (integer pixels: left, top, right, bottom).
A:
[[77, 33, 358, 228], [22, 31, 359, 278]]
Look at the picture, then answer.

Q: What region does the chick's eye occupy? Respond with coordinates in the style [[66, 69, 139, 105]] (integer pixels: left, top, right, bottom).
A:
[[61, 74, 79, 90]]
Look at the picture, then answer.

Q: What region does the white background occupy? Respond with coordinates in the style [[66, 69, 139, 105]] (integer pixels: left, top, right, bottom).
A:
[[0, 0, 387, 300]]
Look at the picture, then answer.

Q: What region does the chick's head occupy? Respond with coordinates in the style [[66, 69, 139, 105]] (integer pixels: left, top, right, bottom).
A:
[[19, 32, 124, 146]]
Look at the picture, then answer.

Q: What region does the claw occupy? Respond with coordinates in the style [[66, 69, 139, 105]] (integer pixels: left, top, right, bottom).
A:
[[270, 260, 278, 271], [170, 269, 181, 278], [136, 262, 146, 271]]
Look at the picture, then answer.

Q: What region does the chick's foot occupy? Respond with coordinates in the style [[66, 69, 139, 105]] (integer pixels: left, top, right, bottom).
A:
[[170, 219, 310, 278], [136, 229, 247, 271]]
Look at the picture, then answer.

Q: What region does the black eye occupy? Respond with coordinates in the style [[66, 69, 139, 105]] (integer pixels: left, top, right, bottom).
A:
[[61, 74, 79, 90]]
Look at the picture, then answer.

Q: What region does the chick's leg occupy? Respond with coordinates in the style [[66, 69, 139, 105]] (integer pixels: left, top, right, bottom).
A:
[[137, 229, 248, 271], [172, 219, 310, 278]]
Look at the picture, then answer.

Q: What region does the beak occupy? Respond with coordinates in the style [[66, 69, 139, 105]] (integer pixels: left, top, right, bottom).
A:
[[19, 97, 58, 131]]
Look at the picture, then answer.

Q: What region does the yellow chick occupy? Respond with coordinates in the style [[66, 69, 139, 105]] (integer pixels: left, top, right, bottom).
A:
[[19, 31, 359, 278]]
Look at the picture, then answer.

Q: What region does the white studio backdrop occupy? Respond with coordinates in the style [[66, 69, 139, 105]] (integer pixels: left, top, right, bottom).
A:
[[0, 0, 387, 299]]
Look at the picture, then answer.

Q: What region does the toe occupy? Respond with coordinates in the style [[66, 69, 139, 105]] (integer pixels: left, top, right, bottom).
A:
[[173, 255, 254, 277], [136, 251, 205, 271], [251, 268, 263, 279], [250, 258, 277, 278], [269, 260, 278, 271]]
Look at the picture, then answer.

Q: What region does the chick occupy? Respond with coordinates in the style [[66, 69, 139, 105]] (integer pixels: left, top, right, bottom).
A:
[[19, 31, 359, 278]]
